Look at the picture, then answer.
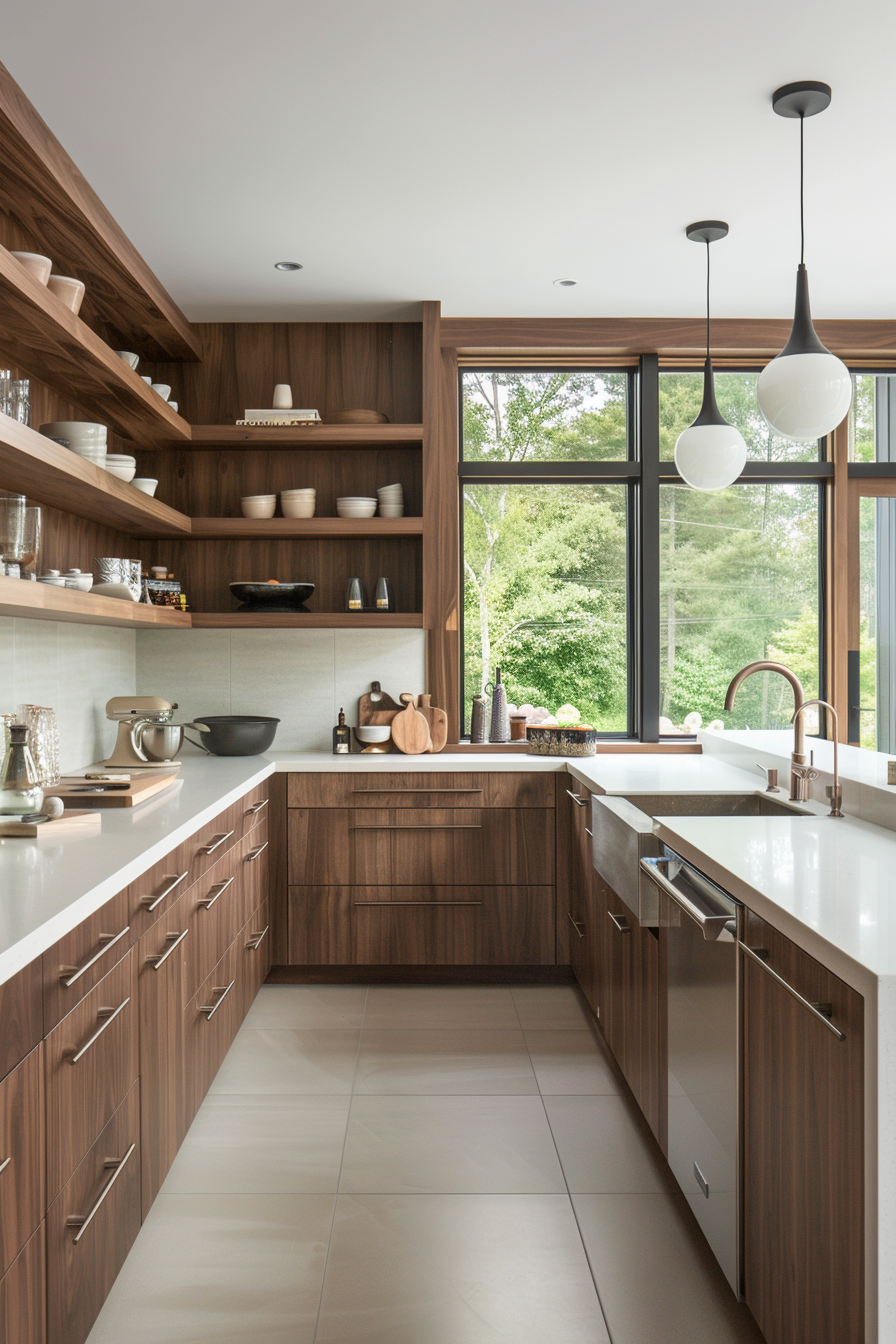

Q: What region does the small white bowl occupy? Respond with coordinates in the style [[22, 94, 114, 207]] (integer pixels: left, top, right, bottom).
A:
[[378, 504, 405, 517], [61, 569, 93, 591], [241, 497, 277, 519], [132, 478, 158, 496], [105, 463, 137, 482], [337, 503, 377, 518], [151, 383, 172, 400], [141, 375, 152, 385], [11, 252, 52, 285], [281, 499, 316, 519], [114, 351, 139, 369], [47, 275, 86, 313], [168, 401, 178, 413], [355, 725, 392, 743], [281, 488, 316, 496]]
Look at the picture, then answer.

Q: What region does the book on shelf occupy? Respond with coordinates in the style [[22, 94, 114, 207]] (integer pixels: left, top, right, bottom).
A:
[[238, 409, 321, 425]]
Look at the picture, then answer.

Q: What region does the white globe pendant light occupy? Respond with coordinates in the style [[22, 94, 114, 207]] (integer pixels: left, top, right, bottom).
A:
[[674, 221, 747, 491], [757, 81, 852, 441]]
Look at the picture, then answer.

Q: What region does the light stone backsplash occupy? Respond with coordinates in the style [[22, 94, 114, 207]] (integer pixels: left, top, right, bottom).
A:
[[0, 616, 137, 773], [135, 628, 427, 752]]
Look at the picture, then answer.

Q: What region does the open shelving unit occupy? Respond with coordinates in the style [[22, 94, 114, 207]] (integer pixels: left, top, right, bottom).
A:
[[190, 612, 424, 629], [182, 424, 424, 449], [153, 516, 422, 540], [0, 572, 190, 628]]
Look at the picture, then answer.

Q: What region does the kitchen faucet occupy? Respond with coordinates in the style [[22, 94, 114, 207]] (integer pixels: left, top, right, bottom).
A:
[[792, 699, 844, 816], [724, 661, 812, 801]]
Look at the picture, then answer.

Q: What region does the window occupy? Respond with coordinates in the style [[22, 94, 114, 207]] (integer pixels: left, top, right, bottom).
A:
[[461, 371, 633, 735], [659, 371, 820, 463]]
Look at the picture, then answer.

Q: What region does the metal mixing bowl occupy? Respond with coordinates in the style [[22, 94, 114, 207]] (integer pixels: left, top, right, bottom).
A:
[[137, 723, 185, 763]]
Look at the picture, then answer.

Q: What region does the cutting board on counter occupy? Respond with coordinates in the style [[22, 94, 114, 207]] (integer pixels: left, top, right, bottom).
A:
[[53, 772, 179, 808], [391, 694, 432, 754], [358, 683, 402, 727], [0, 809, 101, 838], [418, 695, 448, 753]]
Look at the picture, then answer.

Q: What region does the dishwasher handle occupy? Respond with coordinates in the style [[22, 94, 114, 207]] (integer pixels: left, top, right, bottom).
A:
[[639, 856, 733, 942]]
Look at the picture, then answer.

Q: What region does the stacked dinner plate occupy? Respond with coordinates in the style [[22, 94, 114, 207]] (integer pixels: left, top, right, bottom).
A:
[[281, 487, 316, 519], [377, 482, 404, 517], [336, 496, 377, 519], [105, 454, 137, 483]]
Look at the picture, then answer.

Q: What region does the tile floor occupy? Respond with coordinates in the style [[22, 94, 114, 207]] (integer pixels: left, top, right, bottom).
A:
[[86, 984, 765, 1344]]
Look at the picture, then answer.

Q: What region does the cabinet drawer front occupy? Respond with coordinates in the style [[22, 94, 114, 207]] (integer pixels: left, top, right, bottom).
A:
[[0, 962, 42, 1085], [0, 1046, 43, 1278], [179, 940, 240, 1140], [237, 781, 270, 839], [0, 1224, 45, 1344], [138, 899, 189, 1218], [239, 820, 270, 928], [288, 771, 556, 808], [182, 830, 258, 1003], [351, 809, 554, 886], [47, 1083, 140, 1344], [42, 889, 132, 1032], [181, 800, 243, 884], [352, 886, 555, 965], [288, 809, 351, 885], [288, 887, 353, 965], [236, 898, 272, 1024], [124, 848, 190, 938], [45, 950, 138, 1201]]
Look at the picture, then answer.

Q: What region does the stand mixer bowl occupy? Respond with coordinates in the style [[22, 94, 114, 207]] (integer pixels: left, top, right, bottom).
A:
[[135, 723, 184, 763]]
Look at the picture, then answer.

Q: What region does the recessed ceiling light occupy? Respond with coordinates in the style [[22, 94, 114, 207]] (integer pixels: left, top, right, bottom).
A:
[[553, 277, 577, 287], [274, 261, 303, 271]]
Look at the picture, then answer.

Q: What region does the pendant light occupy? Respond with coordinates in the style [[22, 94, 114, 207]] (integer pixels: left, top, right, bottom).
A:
[[674, 221, 747, 491], [756, 81, 852, 441]]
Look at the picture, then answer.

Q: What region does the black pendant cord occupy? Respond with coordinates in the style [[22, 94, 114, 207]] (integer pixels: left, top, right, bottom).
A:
[[800, 112, 805, 265], [705, 239, 711, 361]]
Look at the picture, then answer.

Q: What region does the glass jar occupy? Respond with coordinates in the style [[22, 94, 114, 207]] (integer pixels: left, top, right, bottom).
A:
[[0, 493, 26, 574], [0, 723, 44, 815]]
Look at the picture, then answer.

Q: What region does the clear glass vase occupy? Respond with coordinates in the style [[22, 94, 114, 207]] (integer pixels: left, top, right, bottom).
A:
[[0, 723, 44, 815]]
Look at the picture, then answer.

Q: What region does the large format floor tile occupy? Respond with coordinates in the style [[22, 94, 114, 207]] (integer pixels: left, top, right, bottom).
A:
[[163, 1095, 352, 1194], [244, 984, 369, 1029], [525, 1027, 620, 1095], [315, 1194, 610, 1344], [363, 985, 520, 1030], [209, 1028, 360, 1095], [510, 984, 593, 1029], [354, 1028, 538, 1094], [573, 1192, 765, 1344], [544, 1095, 666, 1193], [86, 1193, 334, 1344], [339, 1094, 567, 1193]]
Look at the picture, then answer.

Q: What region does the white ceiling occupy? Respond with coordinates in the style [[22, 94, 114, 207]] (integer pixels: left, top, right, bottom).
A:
[[2, 0, 894, 323]]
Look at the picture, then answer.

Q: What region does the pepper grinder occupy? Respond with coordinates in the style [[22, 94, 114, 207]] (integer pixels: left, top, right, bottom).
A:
[[470, 693, 488, 743], [487, 668, 510, 743]]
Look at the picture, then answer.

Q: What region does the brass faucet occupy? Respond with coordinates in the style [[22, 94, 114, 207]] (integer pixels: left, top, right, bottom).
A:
[[724, 661, 811, 801], [792, 699, 844, 816]]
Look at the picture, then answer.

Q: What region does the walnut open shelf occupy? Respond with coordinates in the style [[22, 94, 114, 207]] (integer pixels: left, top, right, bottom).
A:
[[0, 573, 190, 628], [0, 411, 191, 534], [165, 516, 423, 540], [0, 244, 192, 446], [190, 611, 425, 629], [180, 424, 424, 448]]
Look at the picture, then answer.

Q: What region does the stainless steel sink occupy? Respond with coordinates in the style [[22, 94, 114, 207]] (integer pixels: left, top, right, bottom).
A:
[[617, 792, 807, 819]]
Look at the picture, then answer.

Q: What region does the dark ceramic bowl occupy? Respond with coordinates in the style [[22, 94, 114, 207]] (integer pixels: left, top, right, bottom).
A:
[[229, 581, 314, 612], [184, 715, 279, 756]]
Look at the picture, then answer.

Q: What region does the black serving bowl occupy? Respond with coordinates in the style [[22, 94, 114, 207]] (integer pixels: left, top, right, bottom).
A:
[[229, 581, 314, 612], [184, 715, 279, 756]]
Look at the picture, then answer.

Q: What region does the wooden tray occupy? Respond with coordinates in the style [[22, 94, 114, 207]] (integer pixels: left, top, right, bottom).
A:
[[0, 808, 101, 837], [53, 772, 179, 807]]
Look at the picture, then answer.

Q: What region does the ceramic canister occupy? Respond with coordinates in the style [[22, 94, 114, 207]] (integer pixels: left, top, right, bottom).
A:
[[487, 668, 510, 743]]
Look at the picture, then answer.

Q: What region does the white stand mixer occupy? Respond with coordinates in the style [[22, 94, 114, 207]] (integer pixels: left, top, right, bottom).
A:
[[104, 697, 182, 769]]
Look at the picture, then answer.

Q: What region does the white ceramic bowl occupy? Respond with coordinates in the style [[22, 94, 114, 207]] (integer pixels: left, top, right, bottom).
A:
[[377, 504, 405, 517], [132, 478, 158, 496], [281, 488, 316, 496], [114, 351, 139, 369], [47, 275, 86, 313], [61, 569, 93, 591], [40, 420, 107, 448], [168, 401, 178, 413], [105, 463, 137, 482], [241, 497, 277, 519], [355, 725, 392, 744], [11, 252, 52, 285], [337, 503, 377, 519], [151, 383, 172, 400], [141, 375, 152, 385], [281, 499, 316, 519]]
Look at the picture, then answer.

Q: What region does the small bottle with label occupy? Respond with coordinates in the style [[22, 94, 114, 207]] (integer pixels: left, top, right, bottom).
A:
[[332, 708, 351, 754], [374, 577, 394, 612]]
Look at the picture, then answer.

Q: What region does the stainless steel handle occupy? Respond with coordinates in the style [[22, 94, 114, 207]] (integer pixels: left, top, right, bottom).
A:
[[246, 925, 269, 951], [585, 827, 593, 837], [200, 980, 235, 1020], [66, 1144, 136, 1244], [694, 1161, 710, 1199], [201, 829, 234, 854], [0, 1157, 10, 1176], [246, 799, 268, 814], [145, 928, 189, 969], [246, 841, 269, 861], [607, 910, 630, 933], [350, 825, 482, 831], [66, 998, 130, 1064], [740, 943, 846, 1041], [566, 789, 587, 807], [60, 926, 130, 986], [567, 910, 585, 938], [639, 857, 732, 942], [353, 900, 482, 907], [198, 875, 235, 909], [352, 788, 483, 794], [141, 870, 188, 912]]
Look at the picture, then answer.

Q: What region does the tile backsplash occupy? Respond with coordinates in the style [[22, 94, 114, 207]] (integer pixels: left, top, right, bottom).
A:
[[0, 617, 137, 772], [136, 628, 427, 752]]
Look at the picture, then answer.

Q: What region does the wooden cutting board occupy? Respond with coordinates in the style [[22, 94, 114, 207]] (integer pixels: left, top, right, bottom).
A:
[[53, 773, 178, 808], [418, 694, 448, 753], [390, 694, 431, 755], [0, 809, 101, 838], [358, 683, 402, 728]]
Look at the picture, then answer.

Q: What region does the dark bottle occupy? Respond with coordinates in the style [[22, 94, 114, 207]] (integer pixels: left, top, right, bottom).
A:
[[332, 707, 351, 755]]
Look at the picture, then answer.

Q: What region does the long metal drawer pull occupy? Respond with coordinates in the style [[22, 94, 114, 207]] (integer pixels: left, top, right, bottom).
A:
[[694, 1162, 710, 1199], [246, 840, 269, 861], [566, 789, 587, 807], [639, 857, 731, 942], [145, 928, 189, 969], [740, 943, 846, 1041], [246, 925, 269, 951], [247, 799, 268, 814], [66, 998, 130, 1064], [60, 926, 130, 987], [200, 980, 235, 1020], [607, 910, 630, 933], [352, 788, 483, 794], [141, 870, 188, 912], [0, 1157, 10, 1176], [201, 829, 234, 854], [353, 900, 482, 907], [585, 827, 593, 837], [350, 825, 482, 831], [567, 910, 586, 938], [66, 1143, 136, 1244], [198, 875, 235, 909]]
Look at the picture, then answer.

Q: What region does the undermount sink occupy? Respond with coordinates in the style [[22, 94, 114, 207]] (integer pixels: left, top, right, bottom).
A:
[[618, 792, 809, 819]]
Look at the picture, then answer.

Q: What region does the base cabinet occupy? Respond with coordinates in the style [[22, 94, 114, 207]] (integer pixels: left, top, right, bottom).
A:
[[0, 1225, 45, 1344], [138, 899, 189, 1217]]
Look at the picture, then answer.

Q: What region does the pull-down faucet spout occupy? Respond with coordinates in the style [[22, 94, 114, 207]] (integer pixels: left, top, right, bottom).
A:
[[723, 661, 809, 801]]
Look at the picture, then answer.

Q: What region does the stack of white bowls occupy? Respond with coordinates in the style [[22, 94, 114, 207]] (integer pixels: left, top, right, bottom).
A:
[[39, 420, 107, 466], [241, 494, 277, 519], [281, 488, 316, 519], [377, 482, 404, 517], [336, 496, 377, 519], [105, 454, 137, 483]]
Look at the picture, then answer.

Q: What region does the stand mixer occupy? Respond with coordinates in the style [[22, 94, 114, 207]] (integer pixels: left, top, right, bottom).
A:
[[104, 697, 182, 768]]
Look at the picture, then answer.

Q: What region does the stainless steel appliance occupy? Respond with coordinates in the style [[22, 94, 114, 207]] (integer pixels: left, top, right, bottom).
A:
[[640, 846, 743, 1295], [103, 696, 181, 769]]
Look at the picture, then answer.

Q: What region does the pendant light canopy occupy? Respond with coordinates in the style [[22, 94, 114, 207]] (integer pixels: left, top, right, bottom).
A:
[[674, 221, 747, 491], [756, 81, 852, 441]]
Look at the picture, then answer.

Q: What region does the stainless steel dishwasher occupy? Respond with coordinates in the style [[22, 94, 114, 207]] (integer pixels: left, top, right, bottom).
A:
[[640, 846, 743, 1296]]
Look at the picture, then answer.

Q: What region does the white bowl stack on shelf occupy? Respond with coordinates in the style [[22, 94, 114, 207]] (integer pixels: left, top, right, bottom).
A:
[[104, 454, 137, 483], [281, 488, 316, 519], [377, 482, 404, 517], [336, 496, 378, 519], [40, 421, 107, 467], [241, 494, 277, 519]]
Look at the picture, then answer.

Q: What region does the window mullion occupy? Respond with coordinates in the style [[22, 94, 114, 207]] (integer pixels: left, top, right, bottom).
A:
[[639, 354, 661, 742]]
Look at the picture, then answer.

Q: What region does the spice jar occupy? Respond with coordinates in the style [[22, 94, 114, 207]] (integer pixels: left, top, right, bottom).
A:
[[510, 713, 528, 742]]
